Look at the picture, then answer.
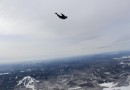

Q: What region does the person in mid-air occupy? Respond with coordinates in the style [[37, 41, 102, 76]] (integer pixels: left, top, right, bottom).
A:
[[55, 13, 68, 19]]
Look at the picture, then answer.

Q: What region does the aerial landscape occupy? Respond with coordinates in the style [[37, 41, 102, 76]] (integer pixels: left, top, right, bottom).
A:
[[0, 0, 130, 90], [1, 51, 130, 90]]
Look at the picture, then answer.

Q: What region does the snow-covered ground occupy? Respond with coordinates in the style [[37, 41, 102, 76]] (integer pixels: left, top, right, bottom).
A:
[[17, 76, 39, 90], [0, 73, 9, 75], [68, 86, 81, 90], [100, 82, 130, 90]]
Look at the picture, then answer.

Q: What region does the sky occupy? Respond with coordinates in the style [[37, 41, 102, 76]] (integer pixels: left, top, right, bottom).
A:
[[0, 0, 130, 63]]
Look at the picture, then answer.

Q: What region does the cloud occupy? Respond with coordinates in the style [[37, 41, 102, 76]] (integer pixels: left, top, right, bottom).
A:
[[98, 46, 113, 49], [112, 35, 130, 44], [0, 0, 130, 62]]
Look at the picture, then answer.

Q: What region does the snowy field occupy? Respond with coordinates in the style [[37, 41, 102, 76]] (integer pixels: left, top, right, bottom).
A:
[[100, 82, 130, 90]]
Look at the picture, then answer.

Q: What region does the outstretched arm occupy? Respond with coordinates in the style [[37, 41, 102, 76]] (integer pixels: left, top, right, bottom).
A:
[[55, 13, 61, 17]]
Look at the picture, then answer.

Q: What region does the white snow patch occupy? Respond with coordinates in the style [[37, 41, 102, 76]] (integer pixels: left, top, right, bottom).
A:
[[20, 71, 25, 72], [17, 76, 39, 90], [68, 86, 81, 90], [100, 82, 130, 90], [113, 56, 130, 60], [0, 73, 9, 75]]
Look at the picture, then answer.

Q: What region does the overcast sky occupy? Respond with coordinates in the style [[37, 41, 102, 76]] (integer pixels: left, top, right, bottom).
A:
[[0, 0, 130, 63]]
